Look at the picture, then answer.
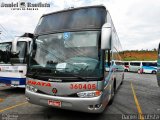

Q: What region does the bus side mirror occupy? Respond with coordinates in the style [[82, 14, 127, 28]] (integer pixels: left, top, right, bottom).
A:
[[101, 23, 112, 50], [11, 37, 19, 54]]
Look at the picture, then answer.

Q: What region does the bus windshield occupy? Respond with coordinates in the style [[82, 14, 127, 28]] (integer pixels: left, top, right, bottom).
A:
[[0, 42, 12, 64], [35, 7, 106, 35], [11, 41, 27, 64], [29, 31, 102, 78]]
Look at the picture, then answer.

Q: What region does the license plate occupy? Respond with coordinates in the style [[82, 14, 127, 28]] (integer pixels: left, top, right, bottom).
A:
[[48, 100, 61, 107], [11, 81, 20, 85]]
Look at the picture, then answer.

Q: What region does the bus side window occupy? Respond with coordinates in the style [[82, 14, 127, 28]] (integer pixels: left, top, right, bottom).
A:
[[105, 50, 112, 69]]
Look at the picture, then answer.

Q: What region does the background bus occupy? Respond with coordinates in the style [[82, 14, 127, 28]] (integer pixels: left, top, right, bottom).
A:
[[127, 61, 157, 74], [0, 35, 31, 87], [140, 61, 157, 74], [26, 5, 124, 113], [157, 43, 160, 86], [129, 61, 141, 72]]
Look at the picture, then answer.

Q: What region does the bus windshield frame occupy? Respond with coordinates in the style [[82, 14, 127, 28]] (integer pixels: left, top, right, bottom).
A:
[[28, 31, 103, 79]]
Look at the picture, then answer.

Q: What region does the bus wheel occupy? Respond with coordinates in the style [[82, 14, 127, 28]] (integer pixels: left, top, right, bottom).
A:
[[124, 69, 128, 72], [152, 71, 156, 74]]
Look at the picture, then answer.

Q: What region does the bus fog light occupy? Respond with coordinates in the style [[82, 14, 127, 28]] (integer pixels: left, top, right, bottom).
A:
[[95, 104, 102, 109], [32, 87, 38, 92], [77, 91, 101, 98], [26, 85, 38, 93], [88, 105, 94, 110]]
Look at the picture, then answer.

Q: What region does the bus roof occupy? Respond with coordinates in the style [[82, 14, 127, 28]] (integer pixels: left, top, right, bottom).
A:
[[0, 36, 32, 44]]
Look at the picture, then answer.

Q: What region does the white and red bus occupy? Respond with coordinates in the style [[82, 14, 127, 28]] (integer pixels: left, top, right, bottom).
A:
[[25, 5, 124, 113]]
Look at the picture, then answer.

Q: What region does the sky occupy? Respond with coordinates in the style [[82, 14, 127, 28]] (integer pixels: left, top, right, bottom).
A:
[[0, 0, 160, 50]]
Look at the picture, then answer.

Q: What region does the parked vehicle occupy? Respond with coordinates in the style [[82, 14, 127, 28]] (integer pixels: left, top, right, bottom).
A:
[[129, 61, 141, 72], [0, 34, 32, 87], [140, 61, 157, 74], [25, 5, 124, 113]]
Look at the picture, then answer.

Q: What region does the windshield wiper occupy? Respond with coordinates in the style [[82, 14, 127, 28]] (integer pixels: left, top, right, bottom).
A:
[[28, 67, 55, 78], [59, 68, 89, 81], [66, 72, 88, 81], [28, 66, 89, 81]]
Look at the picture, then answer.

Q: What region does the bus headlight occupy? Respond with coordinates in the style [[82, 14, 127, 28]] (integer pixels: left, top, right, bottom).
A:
[[77, 90, 101, 98], [26, 85, 38, 93]]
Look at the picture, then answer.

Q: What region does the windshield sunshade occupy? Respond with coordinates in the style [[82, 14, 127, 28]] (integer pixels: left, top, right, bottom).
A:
[[34, 7, 106, 34]]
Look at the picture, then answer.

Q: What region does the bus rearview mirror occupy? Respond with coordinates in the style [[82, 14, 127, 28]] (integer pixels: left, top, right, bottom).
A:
[[101, 23, 112, 50], [11, 37, 19, 54]]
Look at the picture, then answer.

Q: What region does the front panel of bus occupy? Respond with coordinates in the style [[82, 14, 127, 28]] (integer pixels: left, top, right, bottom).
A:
[[0, 41, 28, 87]]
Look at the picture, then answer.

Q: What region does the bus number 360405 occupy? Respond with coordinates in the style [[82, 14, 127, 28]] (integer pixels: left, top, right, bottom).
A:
[[70, 84, 96, 90]]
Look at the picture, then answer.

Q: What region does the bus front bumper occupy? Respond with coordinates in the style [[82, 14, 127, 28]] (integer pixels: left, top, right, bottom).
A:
[[25, 89, 106, 113], [0, 77, 26, 87]]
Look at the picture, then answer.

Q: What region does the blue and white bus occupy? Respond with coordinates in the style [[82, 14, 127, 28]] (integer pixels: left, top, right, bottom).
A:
[[26, 5, 124, 113], [0, 36, 31, 87], [140, 61, 157, 74], [157, 43, 160, 86]]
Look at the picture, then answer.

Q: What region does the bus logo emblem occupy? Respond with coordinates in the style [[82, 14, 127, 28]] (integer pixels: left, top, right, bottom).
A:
[[63, 32, 70, 40], [52, 88, 58, 94]]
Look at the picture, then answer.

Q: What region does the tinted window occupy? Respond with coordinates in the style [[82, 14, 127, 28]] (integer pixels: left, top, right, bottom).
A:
[[142, 62, 157, 66], [115, 61, 122, 65], [0, 42, 11, 64], [124, 62, 129, 65], [130, 62, 140, 66], [35, 7, 106, 34]]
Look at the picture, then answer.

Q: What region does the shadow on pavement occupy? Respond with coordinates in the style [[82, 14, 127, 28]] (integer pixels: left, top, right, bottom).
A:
[[0, 87, 25, 99]]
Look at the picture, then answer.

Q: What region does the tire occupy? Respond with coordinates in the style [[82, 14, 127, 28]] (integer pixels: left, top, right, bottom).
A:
[[152, 71, 156, 74], [124, 69, 128, 72]]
